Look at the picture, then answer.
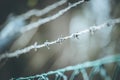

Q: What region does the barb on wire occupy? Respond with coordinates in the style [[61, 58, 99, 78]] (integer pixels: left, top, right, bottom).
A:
[[13, 54, 120, 80], [0, 18, 120, 61], [89, 26, 97, 35], [20, 0, 85, 33]]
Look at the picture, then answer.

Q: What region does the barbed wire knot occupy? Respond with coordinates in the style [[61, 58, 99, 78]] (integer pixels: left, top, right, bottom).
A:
[[89, 26, 97, 35], [72, 32, 79, 39], [56, 35, 65, 44], [44, 40, 50, 49], [33, 42, 38, 51]]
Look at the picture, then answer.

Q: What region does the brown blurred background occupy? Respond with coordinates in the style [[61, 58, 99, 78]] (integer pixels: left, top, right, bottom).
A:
[[0, 0, 120, 80]]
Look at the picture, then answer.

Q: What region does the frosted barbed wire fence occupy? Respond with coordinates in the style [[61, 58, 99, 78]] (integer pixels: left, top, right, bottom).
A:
[[12, 54, 120, 80], [0, 18, 120, 61], [0, 0, 120, 80]]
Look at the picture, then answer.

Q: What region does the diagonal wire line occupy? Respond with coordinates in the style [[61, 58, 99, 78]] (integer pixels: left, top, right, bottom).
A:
[[0, 18, 120, 61], [0, 0, 85, 40], [20, 0, 85, 33], [89, 66, 101, 80], [0, 0, 67, 53], [89, 65, 111, 80], [13, 54, 120, 80], [0, 0, 85, 60], [0, 0, 67, 38], [55, 72, 67, 80], [99, 65, 111, 80], [69, 69, 80, 80], [19, 0, 67, 20], [112, 62, 120, 80], [81, 68, 89, 80]]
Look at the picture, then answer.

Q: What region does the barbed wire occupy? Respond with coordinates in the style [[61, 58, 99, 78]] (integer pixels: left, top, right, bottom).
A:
[[0, 0, 67, 41], [0, 18, 120, 61], [18, 0, 67, 20], [20, 0, 85, 33], [0, 0, 68, 53], [0, 0, 85, 51], [0, 0, 85, 60], [12, 54, 120, 80], [0, 0, 120, 80]]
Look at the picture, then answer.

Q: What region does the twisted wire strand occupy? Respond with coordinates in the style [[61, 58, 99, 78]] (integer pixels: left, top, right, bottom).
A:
[[0, 18, 120, 61], [20, 0, 85, 33], [18, 0, 67, 20]]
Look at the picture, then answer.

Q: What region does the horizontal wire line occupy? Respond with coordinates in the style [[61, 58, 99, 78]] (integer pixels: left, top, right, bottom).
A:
[[0, 18, 120, 61]]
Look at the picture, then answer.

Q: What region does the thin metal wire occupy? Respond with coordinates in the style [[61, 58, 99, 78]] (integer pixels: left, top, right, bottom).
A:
[[69, 69, 80, 80], [99, 65, 111, 80], [19, 0, 67, 20], [112, 62, 120, 80], [0, 18, 120, 61], [81, 68, 89, 80], [20, 0, 85, 33], [13, 54, 120, 80]]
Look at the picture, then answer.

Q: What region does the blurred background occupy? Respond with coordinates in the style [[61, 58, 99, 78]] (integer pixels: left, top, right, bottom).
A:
[[0, 0, 70, 79], [0, 0, 120, 80]]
